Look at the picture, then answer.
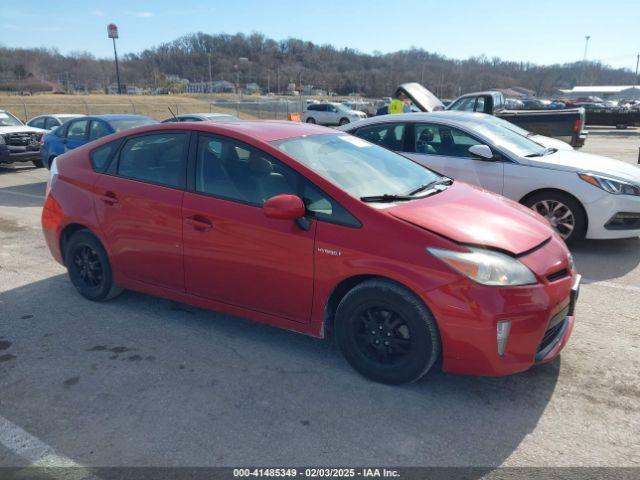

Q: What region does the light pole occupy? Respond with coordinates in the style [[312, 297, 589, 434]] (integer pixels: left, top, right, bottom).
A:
[[583, 35, 591, 62], [107, 24, 122, 94]]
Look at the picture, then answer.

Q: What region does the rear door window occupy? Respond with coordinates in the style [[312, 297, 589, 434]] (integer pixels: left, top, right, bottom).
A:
[[117, 133, 188, 188], [45, 117, 61, 130], [66, 120, 88, 140], [414, 124, 481, 158], [354, 123, 406, 151], [89, 120, 111, 140], [28, 117, 46, 129]]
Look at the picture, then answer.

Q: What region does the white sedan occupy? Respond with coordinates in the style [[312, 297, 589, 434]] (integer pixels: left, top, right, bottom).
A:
[[339, 112, 640, 243], [302, 102, 367, 126]]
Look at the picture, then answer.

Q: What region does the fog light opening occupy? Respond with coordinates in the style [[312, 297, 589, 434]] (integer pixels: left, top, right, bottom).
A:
[[497, 320, 511, 357]]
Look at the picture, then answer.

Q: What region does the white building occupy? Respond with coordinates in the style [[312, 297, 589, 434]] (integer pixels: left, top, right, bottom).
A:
[[559, 85, 640, 100]]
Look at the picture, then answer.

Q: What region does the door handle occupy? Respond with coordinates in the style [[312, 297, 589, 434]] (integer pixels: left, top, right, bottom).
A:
[[99, 191, 119, 206], [185, 215, 213, 232]]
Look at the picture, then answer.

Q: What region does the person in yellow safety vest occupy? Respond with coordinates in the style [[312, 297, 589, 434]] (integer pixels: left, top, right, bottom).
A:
[[388, 90, 411, 114]]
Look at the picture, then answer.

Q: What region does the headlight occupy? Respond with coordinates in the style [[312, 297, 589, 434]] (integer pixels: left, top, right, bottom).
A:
[[579, 173, 640, 196], [427, 246, 537, 286]]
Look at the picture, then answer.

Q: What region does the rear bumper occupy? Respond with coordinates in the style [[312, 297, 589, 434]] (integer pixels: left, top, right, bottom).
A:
[[41, 195, 65, 265], [571, 132, 588, 148]]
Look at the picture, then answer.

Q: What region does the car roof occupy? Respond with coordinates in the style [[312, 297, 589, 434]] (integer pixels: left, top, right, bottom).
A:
[[339, 111, 493, 130], [200, 120, 333, 142], [90, 114, 153, 121], [109, 120, 335, 143], [182, 112, 235, 117]]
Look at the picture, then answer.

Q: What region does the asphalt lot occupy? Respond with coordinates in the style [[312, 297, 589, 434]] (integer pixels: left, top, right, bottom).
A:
[[0, 135, 639, 470]]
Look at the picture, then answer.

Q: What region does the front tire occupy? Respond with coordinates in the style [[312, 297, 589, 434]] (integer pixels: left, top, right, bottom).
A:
[[335, 280, 440, 384], [32, 158, 44, 168], [339, 117, 350, 126], [523, 191, 586, 244], [65, 230, 122, 302]]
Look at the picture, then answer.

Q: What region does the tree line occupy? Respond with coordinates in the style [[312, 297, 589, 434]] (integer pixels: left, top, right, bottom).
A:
[[0, 32, 636, 97]]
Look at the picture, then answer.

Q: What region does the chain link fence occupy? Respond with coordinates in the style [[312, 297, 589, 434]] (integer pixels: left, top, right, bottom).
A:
[[0, 97, 309, 122]]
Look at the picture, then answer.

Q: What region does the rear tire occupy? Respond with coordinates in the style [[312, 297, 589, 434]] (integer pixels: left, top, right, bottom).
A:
[[335, 279, 440, 384], [64, 230, 122, 302], [523, 191, 586, 244], [306, 117, 316, 124]]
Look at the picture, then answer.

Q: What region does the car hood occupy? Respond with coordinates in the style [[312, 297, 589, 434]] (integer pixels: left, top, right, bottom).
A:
[[388, 182, 552, 255], [0, 126, 45, 134], [522, 150, 640, 183], [397, 83, 445, 112]]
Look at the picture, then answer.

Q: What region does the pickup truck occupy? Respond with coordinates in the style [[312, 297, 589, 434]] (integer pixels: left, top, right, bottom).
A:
[[396, 83, 588, 148], [0, 110, 46, 168]]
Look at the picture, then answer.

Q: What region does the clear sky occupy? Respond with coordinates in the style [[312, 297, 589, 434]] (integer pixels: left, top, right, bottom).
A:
[[1, 0, 638, 70]]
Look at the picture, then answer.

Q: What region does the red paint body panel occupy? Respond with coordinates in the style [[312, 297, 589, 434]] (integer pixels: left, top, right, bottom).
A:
[[388, 182, 552, 255], [41, 121, 577, 377], [182, 192, 316, 322], [93, 175, 185, 290]]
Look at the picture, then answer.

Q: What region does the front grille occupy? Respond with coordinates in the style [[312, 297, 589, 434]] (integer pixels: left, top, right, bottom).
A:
[[546, 268, 569, 282], [605, 212, 640, 231], [535, 304, 569, 360], [539, 318, 566, 351], [5, 132, 41, 147]]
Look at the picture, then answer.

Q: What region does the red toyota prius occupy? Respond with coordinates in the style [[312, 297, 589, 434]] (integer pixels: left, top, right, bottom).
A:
[[42, 121, 579, 384]]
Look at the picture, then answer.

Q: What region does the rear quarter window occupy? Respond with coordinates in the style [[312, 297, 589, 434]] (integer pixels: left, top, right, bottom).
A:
[[90, 141, 120, 172]]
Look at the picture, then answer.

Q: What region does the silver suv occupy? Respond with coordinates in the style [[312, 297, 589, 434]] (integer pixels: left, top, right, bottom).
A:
[[301, 102, 366, 126]]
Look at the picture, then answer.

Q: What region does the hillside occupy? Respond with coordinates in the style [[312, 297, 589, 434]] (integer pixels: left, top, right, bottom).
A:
[[0, 32, 635, 97]]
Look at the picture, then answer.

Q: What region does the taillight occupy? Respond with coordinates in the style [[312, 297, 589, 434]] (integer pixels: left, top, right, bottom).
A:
[[573, 119, 582, 133], [45, 157, 59, 197]]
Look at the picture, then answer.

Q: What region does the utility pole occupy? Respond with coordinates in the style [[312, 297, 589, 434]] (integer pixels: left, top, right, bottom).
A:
[[635, 53, 639, 87], [208, 52, 213, 85], [107, 24, 122, 94], [583, 35, 591, 62]]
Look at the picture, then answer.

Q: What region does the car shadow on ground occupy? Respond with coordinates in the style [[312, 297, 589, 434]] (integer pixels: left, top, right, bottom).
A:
[[0, 274, 560, 469], [570, 237, 640, 281], [0, 182, 46, 208], [0, 164, 40, 175]]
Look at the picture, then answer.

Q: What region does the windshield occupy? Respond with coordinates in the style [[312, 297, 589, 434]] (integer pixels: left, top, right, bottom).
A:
[[474, 121, 547, 157], [108, 117, 157, 132], [483, 115, 530, 136], [272, 134, 443, 199], [335, 104, 351, 112], [0, 112, 24, 127]]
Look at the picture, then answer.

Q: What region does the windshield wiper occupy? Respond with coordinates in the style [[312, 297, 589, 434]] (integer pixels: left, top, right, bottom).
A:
[[525, 147, 557, 158], [407, 178, 453, 196], [360, 194, 415, 203]]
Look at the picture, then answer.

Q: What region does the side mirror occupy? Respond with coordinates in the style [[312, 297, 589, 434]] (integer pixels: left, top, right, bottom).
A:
[[263, 194, 306, 221], [468, 144, 495, 160]]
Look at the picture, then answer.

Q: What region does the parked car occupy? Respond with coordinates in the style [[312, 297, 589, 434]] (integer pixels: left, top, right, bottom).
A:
[[27, 114, 85, 131], [440, 87, 588, 148], [40, 114, 157, 169], [161, 112, 240, 123], [339, 111, 640, 243], [0, 109, 46, 168], [301, 102, 367, 126], [42, 121, 578, 384]]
